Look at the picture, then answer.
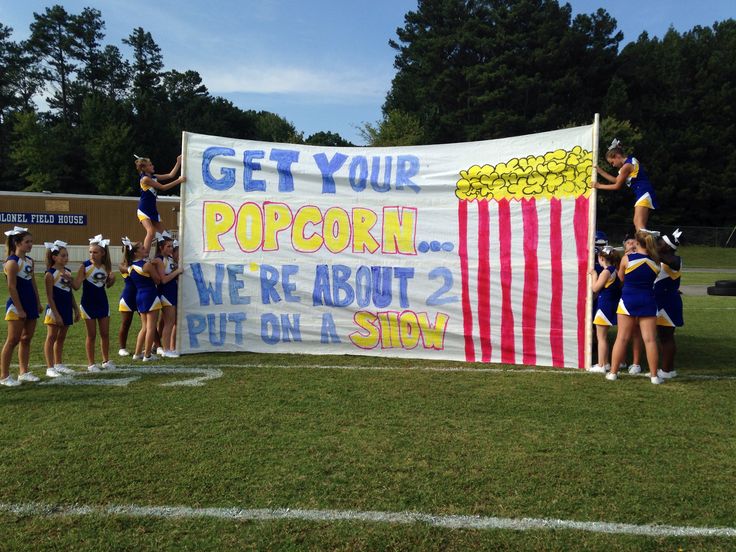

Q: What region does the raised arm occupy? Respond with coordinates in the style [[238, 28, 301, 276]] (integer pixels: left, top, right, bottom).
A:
[[154, 155, 182, 181], [594, 163, 633, 191], [72, 263, 85, 291]]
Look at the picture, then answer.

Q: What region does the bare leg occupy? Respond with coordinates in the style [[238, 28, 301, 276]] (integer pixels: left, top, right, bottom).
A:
[[610, 315, 635, 375], [595, 325, 610, 367], [161, 306, 175, 352], [1, 320, 24, 378], [18, 319, 37, 374], [54, 326, 69, 365], [119, 311, 133, 349], [98, 317, 110, 363], [633, 206, 650, 231], [638, 317, 659, 377], [658, 326, 676, 373], [84, 318, 97, 366], [44, 324, 59, 368]]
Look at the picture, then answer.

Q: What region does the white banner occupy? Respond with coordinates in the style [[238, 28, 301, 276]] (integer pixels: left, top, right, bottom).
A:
[[178, 125, 595, 368]]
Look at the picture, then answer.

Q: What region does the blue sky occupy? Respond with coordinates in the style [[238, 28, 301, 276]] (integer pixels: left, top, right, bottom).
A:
[[1, 1, 734, 144]]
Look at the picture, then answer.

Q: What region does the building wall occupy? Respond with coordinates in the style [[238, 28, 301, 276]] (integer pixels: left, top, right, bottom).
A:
[[0, 191, 180, 246]]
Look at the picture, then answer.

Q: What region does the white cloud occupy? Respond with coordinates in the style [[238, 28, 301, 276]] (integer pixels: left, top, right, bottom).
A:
[[199, 63, 390, 101]]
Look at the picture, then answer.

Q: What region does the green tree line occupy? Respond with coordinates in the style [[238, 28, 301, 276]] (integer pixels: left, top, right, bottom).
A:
[[370, 0, 736, 227], [2, 2, 735, 227], [0, 5, 353, 197]]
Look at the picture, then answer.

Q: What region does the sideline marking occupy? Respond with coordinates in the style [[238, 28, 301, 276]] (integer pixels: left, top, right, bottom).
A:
[[38, 365, 223, 387], [28, 363, 736, 382], [1, 501, 734, 538]]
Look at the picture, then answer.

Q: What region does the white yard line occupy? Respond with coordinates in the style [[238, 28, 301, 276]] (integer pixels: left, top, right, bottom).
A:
[[0, 501, 734, 538]]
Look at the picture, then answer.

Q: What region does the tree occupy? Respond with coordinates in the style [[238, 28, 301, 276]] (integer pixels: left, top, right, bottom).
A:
[[385, 0, 622, 143], [305, 131, 354, 147], [358, 110, 423, 146]]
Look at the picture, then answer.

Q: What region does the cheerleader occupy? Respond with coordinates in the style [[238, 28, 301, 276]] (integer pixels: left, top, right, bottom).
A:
[[152, 232, 183, 358], [655, 229, 684, 379], [594, 139, 658, 231], [118, 237, 139, 358], [1, 227, 42, 386], [607, 230, 663, 384], [43, 241, 80, 377], [128, 242, 162, 361], [74, 234, 116, 372], [587, 246, 621, 373], [135, 155, 186, 252]]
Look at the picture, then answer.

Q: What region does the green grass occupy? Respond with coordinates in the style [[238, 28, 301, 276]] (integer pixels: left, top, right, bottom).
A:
[[681, 272, 736, 285], [1, 249, 735, 550], [679, 245, 736, 268]]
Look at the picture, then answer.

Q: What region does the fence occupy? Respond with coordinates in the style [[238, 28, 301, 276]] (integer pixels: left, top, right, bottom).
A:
[[596, 224, 736, 247]]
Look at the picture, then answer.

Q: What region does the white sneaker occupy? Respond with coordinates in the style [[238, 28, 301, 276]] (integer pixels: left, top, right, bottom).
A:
[[628, 364, 642, 375], [588, 364, 607, 373], [156, 347, 165, 356], [605, 372, 618, 381], [102, 360, 116, 370], [87, 364, 101, 373], [118, 348, 130, 357], [163, 350, 180, 358], [657, 369, 677, 379], [650, 376, 664, 385], [46, 367, 62, 378], [142, 354, 160, 362], [55, 364, 75, 374], [18, 372, 40, 382], [132, 354, 143, 360], [0, 375, 21, 387]]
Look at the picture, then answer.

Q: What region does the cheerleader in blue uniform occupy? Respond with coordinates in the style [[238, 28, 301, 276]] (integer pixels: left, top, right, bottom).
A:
[[595, 139, 658, 231], [74, 235, 116, 372], [152, 232, 183, 358], [655, 229, 684, 379], [117, 237, 139, 358], [1, 227, 42, 386], [135, 155, 186, 252], [43, 241, 80, 378], [587, 246, 621, 373], [607, 231, 663, 384], [128, 243, 162, 362]]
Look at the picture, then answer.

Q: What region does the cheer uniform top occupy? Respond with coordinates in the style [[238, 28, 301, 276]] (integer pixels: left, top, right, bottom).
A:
[[654, 256, 683, 327], [617, 252, 660, 317], [80, 260, 110, 319], [44, 267, 75, 326], [119, 266, 137, 312], [624, 156, 658, 210], [593, 266, 621, 326], [4, 255, 39, 321], [157, 255, 178, 307], [129, 260, 161, 313], [137, 173, 160, 222]]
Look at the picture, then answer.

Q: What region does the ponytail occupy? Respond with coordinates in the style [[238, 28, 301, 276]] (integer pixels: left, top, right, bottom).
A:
[[635, 231, 659, 263]]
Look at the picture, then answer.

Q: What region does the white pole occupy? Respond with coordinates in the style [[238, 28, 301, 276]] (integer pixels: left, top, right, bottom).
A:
[[584, 114, 600, 370], [175, 131, 188, 355]]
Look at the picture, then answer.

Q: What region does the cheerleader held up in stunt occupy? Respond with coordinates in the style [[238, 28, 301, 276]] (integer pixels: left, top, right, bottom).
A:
[[594, 139, 658, 232], [1, 227, 42, 386], [135, 155, 186, 252]]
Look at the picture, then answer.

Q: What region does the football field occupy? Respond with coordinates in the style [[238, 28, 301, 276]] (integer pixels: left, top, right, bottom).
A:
[[1, 246, 735, 551]]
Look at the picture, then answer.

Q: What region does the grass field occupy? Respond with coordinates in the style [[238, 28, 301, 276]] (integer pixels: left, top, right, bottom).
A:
[[0, 247, 735, 550]]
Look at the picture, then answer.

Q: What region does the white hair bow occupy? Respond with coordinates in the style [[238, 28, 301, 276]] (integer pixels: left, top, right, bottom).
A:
[[155, 230, 172, 243], [89, 234, 110, 248], [44, 240, 68, 252], [601, 246, 614, 255], [663, 228, 682, 250], [4, 226, 28, 236], [121, 236, 134, 250], [607, 138, 621, 151], [172, 239, 179, 249]]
